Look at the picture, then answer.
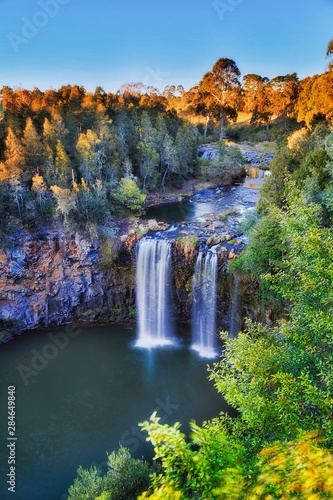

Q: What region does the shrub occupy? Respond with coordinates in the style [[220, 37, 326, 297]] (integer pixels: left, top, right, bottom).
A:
[[230, 214, 283, 280], [176, 235, 198, 253], [201, 142, 245, 184], [113, 178, 146, 212], [100, 238, 121, 269], [68, 447, 153, 500]]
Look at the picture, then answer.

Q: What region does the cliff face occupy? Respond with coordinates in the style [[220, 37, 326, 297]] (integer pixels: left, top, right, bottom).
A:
[[0, 226, 261, 342], [0, 226, 136, 341]]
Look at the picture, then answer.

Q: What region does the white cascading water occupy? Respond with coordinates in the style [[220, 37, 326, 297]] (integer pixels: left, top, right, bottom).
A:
[[135, 238, 174, 348], [191, 248, 219, 358]]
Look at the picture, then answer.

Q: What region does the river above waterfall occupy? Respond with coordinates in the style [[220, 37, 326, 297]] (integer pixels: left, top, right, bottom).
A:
[[0, 324, 229, 500], [144, 169, 265, 237]]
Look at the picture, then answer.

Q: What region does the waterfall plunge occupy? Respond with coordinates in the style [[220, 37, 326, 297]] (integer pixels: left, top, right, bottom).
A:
[[135, 238, 175, 348], [191, 249, 219, 359]]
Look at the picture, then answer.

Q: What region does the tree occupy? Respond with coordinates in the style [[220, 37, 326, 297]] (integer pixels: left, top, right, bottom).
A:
[[200, 58, 241, 140], [76, 130, 99, 183], [50, 185, 75, 223], [9, 176, 25, 218], [160, 134, 179, 187], [55, 140, 71, 187], [4, 128, 25, 178], [32, 174, 47, 213], [140, 112, 156, 144], [43, 117, 58, 153], [295, 72, 333, 126], [175, 123, 198, 177], [267, 73, 299, 128], [22, 117, 44, 174], [189, 85, 219, 138], [50, 110, 69, 145], [242, 74, 272, 129], [113, 178, 146, 211], [136, 142, 160, 190]]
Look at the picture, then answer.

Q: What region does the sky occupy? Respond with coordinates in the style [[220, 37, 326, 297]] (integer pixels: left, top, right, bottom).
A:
[[1, 0, 332, 93]]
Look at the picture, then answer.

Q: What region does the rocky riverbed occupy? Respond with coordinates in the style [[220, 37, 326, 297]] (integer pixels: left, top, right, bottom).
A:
[[198, 141, 275, 167]]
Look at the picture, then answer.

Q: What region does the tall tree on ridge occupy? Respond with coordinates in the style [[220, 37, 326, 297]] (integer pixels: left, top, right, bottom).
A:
[[267, 73, 299, 129], [200, 58, 241, 141], [243, 74, 272, 129]]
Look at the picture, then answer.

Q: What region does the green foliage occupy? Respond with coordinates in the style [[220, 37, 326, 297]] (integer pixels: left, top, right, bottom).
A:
[[99, 238, 121, 270], [73, 179, 110, 223], [201, 142, 245, 184], [139, 413, 245, 499], [95, 493, 111, 500], [106, 446, 152, 499], [128, 306, 137, 316], [112, 178, 146, 211], [175, 235, 198, 252], [138, 485, 183, 499], [230, 215, 286, 286], [68, 466, 108, 500], [246, 433, 333, 499], [68, 446, 153, 500]]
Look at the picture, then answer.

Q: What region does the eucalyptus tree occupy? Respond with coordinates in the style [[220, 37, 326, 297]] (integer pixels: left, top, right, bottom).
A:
[[200, 58, 241, 140], [243, 74, 272, 128]]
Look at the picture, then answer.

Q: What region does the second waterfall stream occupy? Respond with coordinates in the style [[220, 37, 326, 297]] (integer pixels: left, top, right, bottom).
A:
[[191, 248, 219, 358]]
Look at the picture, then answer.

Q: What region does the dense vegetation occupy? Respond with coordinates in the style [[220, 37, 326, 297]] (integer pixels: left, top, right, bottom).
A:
[[1, 39, 333, 234], [3, 39, 333, 500], [134, 126, 333, 498], [0, 86, 199, 233]]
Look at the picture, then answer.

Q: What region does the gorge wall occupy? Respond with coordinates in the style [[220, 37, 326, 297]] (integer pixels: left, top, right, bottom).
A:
[[0, 226, 136, 342], [0, 225, 262, 342]]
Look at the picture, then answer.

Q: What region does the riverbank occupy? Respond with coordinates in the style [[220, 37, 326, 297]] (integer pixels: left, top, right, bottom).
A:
[[145, 141, 274, 208]]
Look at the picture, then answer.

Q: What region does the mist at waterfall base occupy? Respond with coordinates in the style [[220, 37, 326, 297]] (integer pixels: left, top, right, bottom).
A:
[[135, 237, 220, 359]]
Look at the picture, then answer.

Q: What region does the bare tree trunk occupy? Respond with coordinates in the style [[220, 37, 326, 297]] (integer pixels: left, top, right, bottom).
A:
[[161, 166, 169, 188], [220, 111, 225, 141]]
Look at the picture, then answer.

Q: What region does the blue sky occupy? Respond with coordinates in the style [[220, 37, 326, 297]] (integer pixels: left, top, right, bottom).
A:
[[1, 0, 332, 92]]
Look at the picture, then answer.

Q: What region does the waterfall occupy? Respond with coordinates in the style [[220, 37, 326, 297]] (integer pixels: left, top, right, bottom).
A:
[[135, 238, 175, 348], [191, 248, 219, 358]]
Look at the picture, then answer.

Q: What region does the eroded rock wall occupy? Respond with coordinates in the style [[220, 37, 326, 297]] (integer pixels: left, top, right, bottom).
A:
[[0, 226, 136, 340]]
